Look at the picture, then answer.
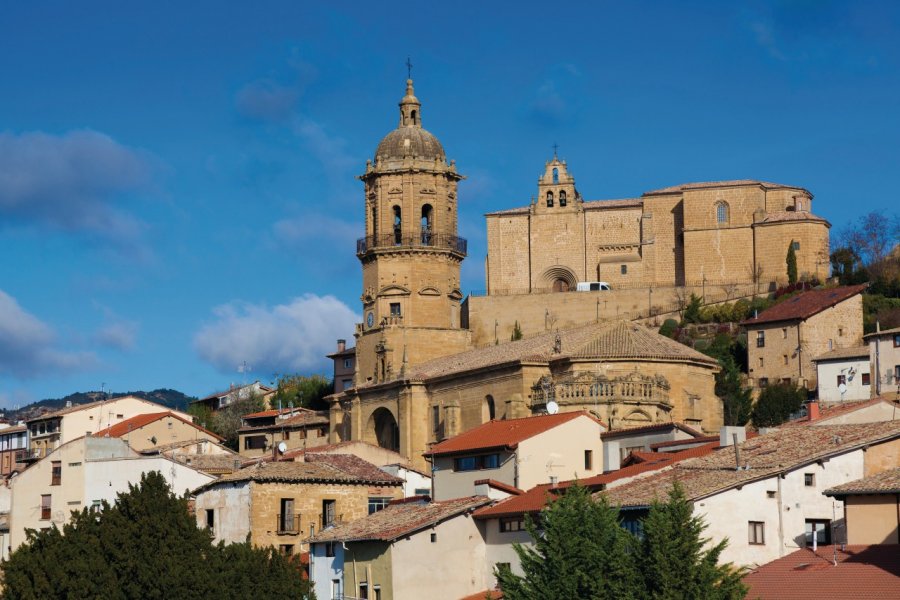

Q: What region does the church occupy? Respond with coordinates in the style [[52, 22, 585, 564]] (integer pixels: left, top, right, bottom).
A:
[[326, 77, 830, 471]]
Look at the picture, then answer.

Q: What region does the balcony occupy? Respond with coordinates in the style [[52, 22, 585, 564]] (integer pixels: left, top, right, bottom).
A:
[[320, 513, 343, 530], [276, 513, 301, 535], [356, 232, 467, 256]]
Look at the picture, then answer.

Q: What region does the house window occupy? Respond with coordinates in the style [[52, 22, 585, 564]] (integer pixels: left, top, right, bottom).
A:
[[715, 202, 729, 224], [805, 519, 831, 545], [792, 241, 800, 251], [766, 491, 776, 499], [325, 542, 336, 557], [748, 521, 765, 545], [279, 544, 294, 556], [359, 583, 369, 599], [895, 365, 900, 382], [559, 190, 567, 207], [804, 473, 815, 486], [432, 406, 441, 438], [390, 303, 401, 317], [782, 328, 788, 339], [893, 334, 900, 348], [756, 331, 765, 348], [836, 374, 846, 387], [205, 509, 214, 529], [759, 357, 764, 368], [279, 498, 296, 532], [783, 355, 788, 366], [368, 497, 391, 515], [90, 500, 102, 513], [758, 377, 769, 388], [341, 378, 353, 389], [51, 461, 61, 486], [862, 373, 871, 386], [343, 358, 353, 369], [838, 328, 844, 337], [500, 517, 525, 533], [546, 191, 554, 207], [322, 499, 336, 527], [41, 495, 51, 520], [430, 532, 437, 543], [454, 453, 500, 471], [331, 580, 341, 600], [374, 586, 382, 600], [620, 264, 627, 275], [584, 450, 593, 470]]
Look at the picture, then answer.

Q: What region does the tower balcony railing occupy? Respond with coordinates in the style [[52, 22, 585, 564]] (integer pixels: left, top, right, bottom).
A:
[[356, 232, 467, 256]]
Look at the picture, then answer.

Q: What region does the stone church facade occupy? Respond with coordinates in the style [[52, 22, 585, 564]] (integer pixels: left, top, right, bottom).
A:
[[485, 159, 831, 295]]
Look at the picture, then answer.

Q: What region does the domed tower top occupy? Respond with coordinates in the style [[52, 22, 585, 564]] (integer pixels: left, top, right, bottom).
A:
[[373, 78, 447, 164]]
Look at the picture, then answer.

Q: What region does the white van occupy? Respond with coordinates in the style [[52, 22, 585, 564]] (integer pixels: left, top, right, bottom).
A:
[[576, 281, 611, 292]]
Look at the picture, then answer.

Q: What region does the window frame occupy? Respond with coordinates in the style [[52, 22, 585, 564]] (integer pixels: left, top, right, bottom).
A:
[[862, 372, 871, 386], [40, 494, 51, 520], [804, 473, 815, 487], [500, 516, 525, 533], [805, 519, 831, 546], [51, 461, 61, 486], [756, 330, 765, 348], [368, 497, 392, 515], [748, 521, 765, 545], [584, 449, 593, 470], [715, 201, 729, 224], [453, 453, 501, 472]]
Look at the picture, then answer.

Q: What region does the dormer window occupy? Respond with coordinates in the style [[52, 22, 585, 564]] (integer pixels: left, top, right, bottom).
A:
[[559, 190, 567, 207], [546, 191, 554, 207]]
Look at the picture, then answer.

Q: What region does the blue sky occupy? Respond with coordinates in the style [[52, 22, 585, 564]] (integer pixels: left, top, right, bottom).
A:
[[1, 1, 898, 407]]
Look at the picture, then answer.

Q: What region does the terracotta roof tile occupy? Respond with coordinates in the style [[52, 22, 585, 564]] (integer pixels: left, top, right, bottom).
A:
[[863, 325, 900, 338], [741, 284, 867, 326], [825, 467, 900, 496], [781, 397, 898, 428], [743, 545, 900, 600], [643, 180, 808, 195], [310, 496, 491, 543], [601, 421, 900, 508], [459, 590, 503, 600], [427, 412, 594, 456], [473, 479, 524, 495], [238, 409, 329, 432], [758, 210, 830, 225], [95, 411, 223, 441], [812, 345, 869, 362], [600, 421, 705, 440]]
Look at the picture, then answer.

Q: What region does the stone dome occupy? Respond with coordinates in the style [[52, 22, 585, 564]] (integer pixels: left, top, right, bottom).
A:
[[375, 126, 445, 161]]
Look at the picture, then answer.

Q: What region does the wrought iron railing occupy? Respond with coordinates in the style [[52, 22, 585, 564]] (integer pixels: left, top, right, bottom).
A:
[[276, 513, 301, 534], [356, 232, 467, 256]]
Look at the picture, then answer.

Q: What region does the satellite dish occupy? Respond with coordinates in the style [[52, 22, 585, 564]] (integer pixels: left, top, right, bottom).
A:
[[838, 383, 847, 395], [546, 401, 559, 415], [277, 441, 287, 454]]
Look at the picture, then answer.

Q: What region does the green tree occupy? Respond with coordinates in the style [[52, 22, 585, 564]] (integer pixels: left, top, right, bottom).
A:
[[511, 320, 523, 341], [700, 334, 752, 426], [2, 472, 312, 600], [638, 483, 746, 600], [272, 373, 333, 411], [658, 318, 678, 338], [786, 241, 798, 284], [496, 484, 640, 600], [751, 382, 806, 427], [682, 293, 703, 324]]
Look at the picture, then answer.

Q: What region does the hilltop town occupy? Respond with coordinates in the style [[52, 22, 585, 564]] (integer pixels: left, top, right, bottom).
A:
[[2, 77, 899, 599]]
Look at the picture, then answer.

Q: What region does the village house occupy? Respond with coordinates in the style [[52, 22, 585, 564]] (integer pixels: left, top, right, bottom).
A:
[[742, 284, 867, 391], [825, 467, 900, 545], [782, 396, 900, 427], [865, 325, 900, 398], [24, 396, 193, 461], [238, 407, 330, 457], [328, 339, 356, 395], [812, 346, 871, 402], [426, 412, 605, 501], [189, 380, 275, 413], [599, 421, 709, 469], [601, 420, 900, 568], [309, 495, 492, 600], [94, 410, 224, 451], [192, 454, 403, 557], [0, 424, 27, 476], [9, 436, 215, 550]]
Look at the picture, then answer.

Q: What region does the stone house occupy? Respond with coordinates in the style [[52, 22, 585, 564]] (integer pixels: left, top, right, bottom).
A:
[[24, 396, 193, 461], [238, 407, 330, 458], [94, 410, 224, 451], [192, 454, 403, 557], [602, 420, 900, 568], [9, 436, 214, 551], [189, 380, 275, 412], [0, 424, 27, 476], [742, 284, 867, 391], [865, 325, 900, 397], [309, 495, 492, 600], [825, 467, 900, 545], [812, 346, 871, 402], [426, 412, 605, 501]]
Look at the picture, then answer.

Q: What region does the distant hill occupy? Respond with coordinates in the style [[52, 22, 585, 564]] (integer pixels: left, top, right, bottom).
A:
[[6, 389, 197, 422]]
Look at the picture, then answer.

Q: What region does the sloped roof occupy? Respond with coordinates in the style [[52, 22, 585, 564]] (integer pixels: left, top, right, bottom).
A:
[[394, 320, 716, 385], [741, 284, 868, 326], [600, 421, 705, 440], [427, 412, 596, 457], [863, 325, 900, 338], [757, 210, 830, 225], [582, 198, 643, 210], [743, 545, 900, 600], [238, 409, 329, 432], [825, 467, 900, 497], [812, 345, 869, 362], [194, 454, 402, 493], [197, 381, 274, 402], [95, 411, 223, 442], [310, 496, 491, 543], [643, 180, 808, 195], [780, 397, 898, 428], [26, 395, 157, 422], [601, 421, 900, 508]]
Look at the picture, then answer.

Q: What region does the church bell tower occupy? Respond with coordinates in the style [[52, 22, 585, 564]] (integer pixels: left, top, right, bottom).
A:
[[354, 78, 472, 385]]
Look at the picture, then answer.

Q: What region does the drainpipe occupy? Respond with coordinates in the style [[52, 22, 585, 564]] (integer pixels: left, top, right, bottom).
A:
[[875, 322, 881, 396], [776, 474, 785, 557]]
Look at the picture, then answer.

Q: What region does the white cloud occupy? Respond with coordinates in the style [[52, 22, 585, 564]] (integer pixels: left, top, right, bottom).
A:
[[193, 294, 358, 376], [93, 320, 139, 352], [0, 129, 157, 258], [0, 290, 98, 378]]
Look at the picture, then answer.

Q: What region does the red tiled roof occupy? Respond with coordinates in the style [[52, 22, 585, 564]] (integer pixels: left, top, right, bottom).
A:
[[743, 545, 900, 599], [238, 409, 329, 432], [460, 590, 503, 600], [781, 397, 898, 428], [95, 411, 223, 442], [474, 479, 524, 496], [825, 467, 900, 497], [427, 412, 596, 456], [741, 284, 867, 326], [600, 421, 705, 439], [310, 496, 491, 543], [649, 435, 718, 450]]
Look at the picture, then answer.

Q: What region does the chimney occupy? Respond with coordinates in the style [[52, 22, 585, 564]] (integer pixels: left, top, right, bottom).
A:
[[733, 434, 742, 470], [549, 475, 559, 488], [719, 426, 746, 447], [337, 339, 346, 353], [807, 400, 820, 422], [603, 440, 621, 472]]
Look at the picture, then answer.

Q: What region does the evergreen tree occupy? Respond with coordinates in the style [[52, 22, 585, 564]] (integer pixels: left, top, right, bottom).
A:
[[496, 484, 640, 600], [683, 294, 703, 324], [658, 318, 678, 339], [786, 241, 798, 284], [638, 483, 746, 600], [511, 320, 523, 341], [751, 382, 806, 427], [2, 472, 313, 600]]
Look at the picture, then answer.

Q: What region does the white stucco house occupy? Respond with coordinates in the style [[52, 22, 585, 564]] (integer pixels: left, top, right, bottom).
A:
[[813, 346, 871, 402]]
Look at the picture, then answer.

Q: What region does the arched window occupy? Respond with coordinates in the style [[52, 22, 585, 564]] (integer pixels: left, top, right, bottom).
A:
[[410, 110, 417, 125], [715, 201, 729, 224], [796, 199, 804, 211], [552, 168, 559, 184], [546, 191, 554, 207], [421, 204, 433, 244], [393, 206, 402, 244], [483, 395, 496, 422], [371, 204, 377, 237], [559, 190, 567, 207]]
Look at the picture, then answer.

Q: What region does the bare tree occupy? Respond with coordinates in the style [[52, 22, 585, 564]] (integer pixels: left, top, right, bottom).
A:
[[841, 212, 900, 278]]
